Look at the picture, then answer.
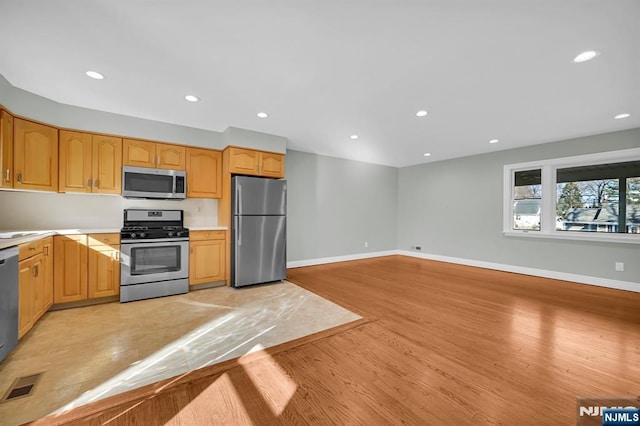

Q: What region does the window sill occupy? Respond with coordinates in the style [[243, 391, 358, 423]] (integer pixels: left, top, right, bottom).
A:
[[503, 230, 640, 245]]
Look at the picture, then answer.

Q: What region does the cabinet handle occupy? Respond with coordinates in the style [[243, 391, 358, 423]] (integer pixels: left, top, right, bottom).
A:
[[114, 252, 119, 261], [33, 264, 39, 277], [5, 169, 9, 182], [29, 246, 36, 251], [17, 172, 22, 183], [94, 179, 99, 188], [86, 179, 91, 188], [151, 155, 155, 166], [44, 246, 49, 256]]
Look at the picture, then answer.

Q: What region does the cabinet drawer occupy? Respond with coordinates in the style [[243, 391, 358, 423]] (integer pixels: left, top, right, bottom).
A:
[[189, 230, 225, 241], [19, 239, 44, 260], [88, 233, 121, 246]]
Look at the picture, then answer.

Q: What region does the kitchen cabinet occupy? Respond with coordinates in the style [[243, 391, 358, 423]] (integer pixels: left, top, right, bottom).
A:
[[43, 237, 54, 310], [13, 118, 59, 191], [54, 233, 121, 303], [186, 147, 222, 198], [226, 147, 285, 178], [189, 231, 225, 285], [87, 234, 120, 298], [18, 240, 46, 339], [123, 139, 186, 170], [59, 130, 122, 194], [54, 235, 88, 303], [0, 109, 13, 188]]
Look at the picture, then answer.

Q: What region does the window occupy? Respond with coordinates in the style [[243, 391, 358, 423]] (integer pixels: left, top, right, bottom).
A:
[[512, 169, 541, 230], [503, 148, 640, 244]]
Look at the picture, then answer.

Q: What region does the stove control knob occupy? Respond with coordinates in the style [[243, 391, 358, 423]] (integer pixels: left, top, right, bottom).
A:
[[130, 233, 137, 238], [139, 232, 146, 238], [168, 231, 174, 237], [176, 231, 183, 237]]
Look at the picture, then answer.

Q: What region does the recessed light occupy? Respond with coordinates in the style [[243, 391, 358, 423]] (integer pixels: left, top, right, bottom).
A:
[[85, 71, 104, 80], [489, 139, 499, 144], [573, 50, 600, 63], [614, 113, 630, 119], [416, 110, 428, 117], [350, 135, 359, 140], [257, 112, 268, 118], [423, 152, 431, 157], [185, 95, 199, 102]]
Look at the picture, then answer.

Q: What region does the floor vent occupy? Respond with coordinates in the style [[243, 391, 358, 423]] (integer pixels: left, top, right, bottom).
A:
[[0, 373, 43, 403]]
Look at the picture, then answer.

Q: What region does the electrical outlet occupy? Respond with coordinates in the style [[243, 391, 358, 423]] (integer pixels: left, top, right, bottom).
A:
[[415, 246, 422, 251], [364, 241, 368, 248], [615, 262, 624, 272]]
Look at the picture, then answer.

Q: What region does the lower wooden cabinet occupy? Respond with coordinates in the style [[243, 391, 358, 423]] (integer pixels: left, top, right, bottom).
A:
[[54, 233, 120, 303], [87, 243, 120, 299], [18, 238, 51, 339], [189, 231, 226, 285]]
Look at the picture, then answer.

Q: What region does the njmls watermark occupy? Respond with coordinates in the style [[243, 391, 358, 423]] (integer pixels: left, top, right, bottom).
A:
[[577, 397, 640, 426]]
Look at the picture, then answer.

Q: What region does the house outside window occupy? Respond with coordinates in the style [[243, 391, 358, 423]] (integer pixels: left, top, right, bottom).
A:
[[503, 148, 640, 244]]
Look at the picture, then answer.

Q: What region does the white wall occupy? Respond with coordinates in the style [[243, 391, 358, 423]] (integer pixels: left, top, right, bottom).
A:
[[0, 191, 217, 230]]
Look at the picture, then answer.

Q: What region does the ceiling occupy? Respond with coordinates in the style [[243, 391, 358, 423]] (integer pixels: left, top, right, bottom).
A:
[[0, 0, 638, 167]]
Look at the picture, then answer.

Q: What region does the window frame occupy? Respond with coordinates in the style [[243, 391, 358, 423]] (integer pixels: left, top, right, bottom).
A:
[[503, 147, 640, 244]]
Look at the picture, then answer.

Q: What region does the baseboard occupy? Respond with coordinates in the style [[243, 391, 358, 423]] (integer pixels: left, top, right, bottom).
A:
[[287, 250, 400, 269], [397, 250, 640, 293]]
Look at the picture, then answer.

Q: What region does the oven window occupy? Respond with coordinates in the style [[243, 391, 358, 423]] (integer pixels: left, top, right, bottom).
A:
[[125, 172, 174, 193], [130, 245, 181, 275]]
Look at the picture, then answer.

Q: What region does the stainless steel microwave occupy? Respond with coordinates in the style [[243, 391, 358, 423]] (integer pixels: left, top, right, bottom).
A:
[[122, 166, 186, 199]]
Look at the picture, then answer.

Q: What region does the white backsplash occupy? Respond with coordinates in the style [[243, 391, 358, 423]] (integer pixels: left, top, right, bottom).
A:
[[0, 191, 218, 230]]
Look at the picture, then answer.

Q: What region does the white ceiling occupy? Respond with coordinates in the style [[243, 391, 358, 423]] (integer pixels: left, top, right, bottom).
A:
[[1, 0, 638, 167]]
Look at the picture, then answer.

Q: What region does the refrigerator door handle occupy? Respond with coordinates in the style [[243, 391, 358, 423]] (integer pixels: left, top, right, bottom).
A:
[[237, 184, 243, 215], [237, 216, 242, 246]]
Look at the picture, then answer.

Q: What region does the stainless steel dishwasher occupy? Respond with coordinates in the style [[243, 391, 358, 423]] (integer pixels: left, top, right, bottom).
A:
[[0, 246, 19, 362]]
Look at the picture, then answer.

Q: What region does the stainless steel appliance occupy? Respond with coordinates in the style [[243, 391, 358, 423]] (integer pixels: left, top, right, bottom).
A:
[[120, 209, 189, 302], [122, 166, 186, 199], [231, 176, 286, 287], [0, 246, 19, 362]]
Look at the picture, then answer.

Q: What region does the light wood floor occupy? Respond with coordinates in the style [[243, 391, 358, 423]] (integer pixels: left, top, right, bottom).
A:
[[37, 256, 640, 425]]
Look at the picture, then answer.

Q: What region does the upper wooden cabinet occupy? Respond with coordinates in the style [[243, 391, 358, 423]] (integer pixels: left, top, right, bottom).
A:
[[186, 147, 222, 198], [227, 147, 285, 178], [13, 118, 59, 191], [0, 109, 13, 188], [123, 139, 186, 170], [59, 130, 122, 194]]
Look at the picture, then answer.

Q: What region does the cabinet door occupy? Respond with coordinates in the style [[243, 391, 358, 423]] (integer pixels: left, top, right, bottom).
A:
[[18, 259, 33, 339], [54, 235, 88, 303], [259, 152, 285, 178], [93, 135, 122, 194], [0, 109, 13, 188], [43, 237, 54, 310], [88, 245, 120, 298], [13, 118, 59, 191], [59, 130, 92, 193], [157, 143, 186, 170], [186, 148, 221, 198], [123, 139, 156, 168], [31, 254, 45, 321], [189, 240, 225, 285], [227, 147, 260, 175]]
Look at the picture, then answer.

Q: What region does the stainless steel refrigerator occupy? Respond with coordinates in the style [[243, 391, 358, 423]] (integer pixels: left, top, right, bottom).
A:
[[231, 176, 286, 287]]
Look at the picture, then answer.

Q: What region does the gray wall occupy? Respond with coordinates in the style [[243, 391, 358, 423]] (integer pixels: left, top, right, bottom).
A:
[[398, 128, 640, 283], [286, 150, 398, 262], [0, 73, 286, 153]]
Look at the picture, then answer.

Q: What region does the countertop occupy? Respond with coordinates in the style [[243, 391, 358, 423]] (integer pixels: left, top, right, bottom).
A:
[[0, 226, 228, 250]]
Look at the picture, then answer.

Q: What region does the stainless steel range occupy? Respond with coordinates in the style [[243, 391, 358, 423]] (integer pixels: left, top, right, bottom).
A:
[[120, 209, 189, 303]]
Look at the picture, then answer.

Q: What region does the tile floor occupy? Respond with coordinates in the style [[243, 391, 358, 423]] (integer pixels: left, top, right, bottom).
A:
[[0, 281, 360, 425]]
